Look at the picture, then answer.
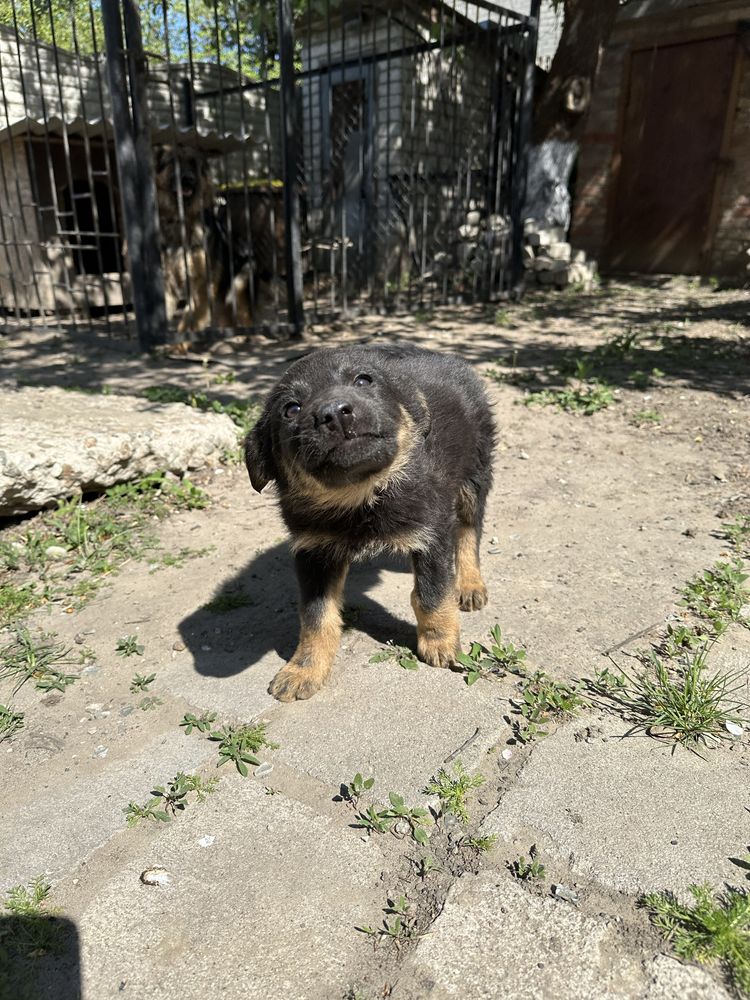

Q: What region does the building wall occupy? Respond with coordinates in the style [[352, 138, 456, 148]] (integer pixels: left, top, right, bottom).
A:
[[570, 0, 749, 277]]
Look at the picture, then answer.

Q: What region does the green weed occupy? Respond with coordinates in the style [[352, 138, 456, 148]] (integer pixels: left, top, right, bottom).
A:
[[124, 771, 218, 825], [462, 834, 497, 853], [681, 561, 749, 634], [0, 582, 42, 626], [511, 670, 586, 743], [179, 710, 217, 734], [0, 628, 78, 694], [141, 385, 261, 438], [369, 642, 418, 671], [661, 623, 704, 658], [116, 635, 144, 657], [339, 772, 375, 807], [524, 380, 615, 415], [641, 884, 750, 995], [208, 722, 279, 776], [0, 704, 24, 742], [354, 792, 431, 846], [129, 672, 156, 693], [721, 516, 750, 554], [510, 845, 546, 881], [590, 647, 746, 755], [457, 624, 526, 685], [3, 876, 62, 957], [358, 895, 418, 950], [631, 409, 662, 426], [423, 761, 483, 823]]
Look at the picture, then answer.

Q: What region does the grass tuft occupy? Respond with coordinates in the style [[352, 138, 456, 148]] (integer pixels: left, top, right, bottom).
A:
[[423, 761, 483, 823]]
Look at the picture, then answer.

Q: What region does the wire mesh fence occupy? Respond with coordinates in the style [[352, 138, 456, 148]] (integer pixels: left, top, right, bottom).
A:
[[0, 0, 537, 348]]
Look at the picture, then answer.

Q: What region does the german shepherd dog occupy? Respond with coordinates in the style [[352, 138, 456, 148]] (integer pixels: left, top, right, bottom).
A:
[[245, 344, 495, 701], [153, 145, 252, 333]]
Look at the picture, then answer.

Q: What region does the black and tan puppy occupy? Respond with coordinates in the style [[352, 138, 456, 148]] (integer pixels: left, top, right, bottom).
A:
[[245, 345, 495, 702]]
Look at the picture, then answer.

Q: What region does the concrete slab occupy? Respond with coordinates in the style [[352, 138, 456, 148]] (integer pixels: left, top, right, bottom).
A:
[[74, 778, 386, 1000], [483, 715, 749, 896], [396, 874, 646, 1000], [0, 731, 213, 891], [644, 955, 732, 1000]]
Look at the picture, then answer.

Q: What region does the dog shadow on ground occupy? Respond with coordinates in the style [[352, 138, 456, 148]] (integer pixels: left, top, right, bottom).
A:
[[179, 542, 416, 681]]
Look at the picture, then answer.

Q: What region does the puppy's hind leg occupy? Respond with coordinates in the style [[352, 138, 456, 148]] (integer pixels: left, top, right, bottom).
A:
[[455, 480, 489, 612], [268, 550, 349, 702], [411, 543, 460, 669]]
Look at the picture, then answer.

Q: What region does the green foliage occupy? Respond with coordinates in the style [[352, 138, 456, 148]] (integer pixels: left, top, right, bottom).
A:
[[204, 588, 254, 613], [456, 624, 526, 685], [524, 380, 615, 415], [0, 628, 78, 694], [142, 385, 261, 439], [721, 516, 750, 554], [369, 642, 418, 671], [130, 672, 156, 693], [510, 845, 546, 881], [681, 561, 749, 634], [3, 876, 62, 957], [354, 791, 431, 846], [511, 670, 586, 743], [180, 710, 217, 734], [0, 582, 42, 627], [358, 895, 418, 949], [641, 884, 750, 995], [589, 647, 746, 756], [423, 761, 483, 823], [340, 772, 375, 807], [124, 770, 218, 825], [0, 704, 24, 742], [116, 635, 144, 657], [208, 722, 279, 776]]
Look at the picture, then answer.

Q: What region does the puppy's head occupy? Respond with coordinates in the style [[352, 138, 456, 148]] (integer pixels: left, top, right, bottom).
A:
[[245, 346, 429, 500]]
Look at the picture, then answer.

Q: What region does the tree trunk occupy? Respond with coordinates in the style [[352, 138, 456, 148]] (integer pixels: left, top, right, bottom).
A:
[[533, 0, 621, 145]]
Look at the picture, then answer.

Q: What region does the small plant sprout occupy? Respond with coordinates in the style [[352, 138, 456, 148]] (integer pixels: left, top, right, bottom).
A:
[[641, 884, 750, 995], [423, 761, 484, 823], [414, 855, 442, 878], [129, 672, 156, 693], [354, 791, 432, 846], [124, 771, 218, 825], [204, 589, 254, 614], [463, 834, 497, 854], [457, 625, 526, 685], [340, 772, 375, 806], [721, 515, 750, 554], [0, 628, 78, 693], [4, 875, 62, 956], [369, 641, 418, 671], [116, 635, 144, 657], [523, 380, 615, 415], [591, 647, 747, 756], [208, 722, 279, 776], [179, 710, 218, 734], [358, 895, 418, 951], [510, 845, 546, 881], [661, 623, 704, 658]]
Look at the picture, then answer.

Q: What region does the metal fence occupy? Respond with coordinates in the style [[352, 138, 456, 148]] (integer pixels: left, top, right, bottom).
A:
[[0, 0, 538, 349]]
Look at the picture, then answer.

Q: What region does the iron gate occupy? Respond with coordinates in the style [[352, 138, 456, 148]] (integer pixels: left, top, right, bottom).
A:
[[0, 0, 537, 349]]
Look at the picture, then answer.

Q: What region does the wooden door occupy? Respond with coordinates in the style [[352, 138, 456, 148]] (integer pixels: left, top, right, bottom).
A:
[[605, 34, 736, 274]]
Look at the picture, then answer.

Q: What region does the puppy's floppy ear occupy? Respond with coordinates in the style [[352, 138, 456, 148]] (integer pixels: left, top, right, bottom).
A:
[[245, 414, 277, 493]]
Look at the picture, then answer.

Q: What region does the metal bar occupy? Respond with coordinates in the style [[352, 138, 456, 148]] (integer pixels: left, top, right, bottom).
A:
[[510, 2, 539, 294], [277, 0, 304, 338], [101, 0, 167, 351]]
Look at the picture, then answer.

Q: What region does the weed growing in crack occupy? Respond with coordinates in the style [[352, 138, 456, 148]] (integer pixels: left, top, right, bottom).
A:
[[511, 671, 586, 743], [204, 589, 254, 614], [510, 845, 546, 881], [721, 516, 750, 555], [208, 723, 279, 776], [681, 561, 749, 635], [129, 672, 156, 693], [588, 647, 746, 755], [0, 581, 43, 626], [3, 876, 62, 957], [457, 625, 526, 686], [0, 704, 24, 742], [640, 884, 750, 995], [338, 772, 375, 807], [462, 834, 497, 854], [354, 791, 432, 846], [631, 409, 662, 427], [369, 641, 418, 671], [661, 623, 705, 658], [116, 635, 144, 657], [358, 895, 419, 951], [124, 771, 219, 825], [0, 628, 78, 694], [423, 761, 484, 823]]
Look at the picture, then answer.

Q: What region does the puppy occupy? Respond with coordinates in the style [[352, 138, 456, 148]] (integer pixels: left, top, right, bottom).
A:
[[245, 344, 495, 701]]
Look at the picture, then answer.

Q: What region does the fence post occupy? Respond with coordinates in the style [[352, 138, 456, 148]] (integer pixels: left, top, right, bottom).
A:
[[101, 0, 167, 351], [277, 0, 305, 338], [510, 0, 540, 295]]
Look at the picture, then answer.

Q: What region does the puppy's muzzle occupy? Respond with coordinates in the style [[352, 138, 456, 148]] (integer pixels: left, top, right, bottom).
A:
[[315, 400, 356, 439]]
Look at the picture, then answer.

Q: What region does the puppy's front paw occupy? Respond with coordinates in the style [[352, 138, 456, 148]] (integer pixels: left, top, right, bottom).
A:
[[417, 636, 459, 670], [268, 662, 324, 702], [457, 582, 488, 612]]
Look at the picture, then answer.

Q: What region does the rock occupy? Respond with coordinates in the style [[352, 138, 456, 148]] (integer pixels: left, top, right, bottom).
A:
[[547, 242, 572, 261], [0, 386, 238, 515]]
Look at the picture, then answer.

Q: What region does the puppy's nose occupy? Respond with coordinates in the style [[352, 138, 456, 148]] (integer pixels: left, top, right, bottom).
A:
[[317, 401, 355, 437]]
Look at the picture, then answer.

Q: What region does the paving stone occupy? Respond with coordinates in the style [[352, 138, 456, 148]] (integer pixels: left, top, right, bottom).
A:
[[0, 386, 237, 514], [0, 731, 214, 891], [396, 874, 646, 1000], [643, 955, 732, 1000], [74, 779, 385, 1000], [483, 715, 749, 896]]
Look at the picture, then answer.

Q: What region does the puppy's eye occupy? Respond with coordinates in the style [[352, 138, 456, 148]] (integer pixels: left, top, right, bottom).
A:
[[354, 374, 372, 387], [284, 402, 301, 418]]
